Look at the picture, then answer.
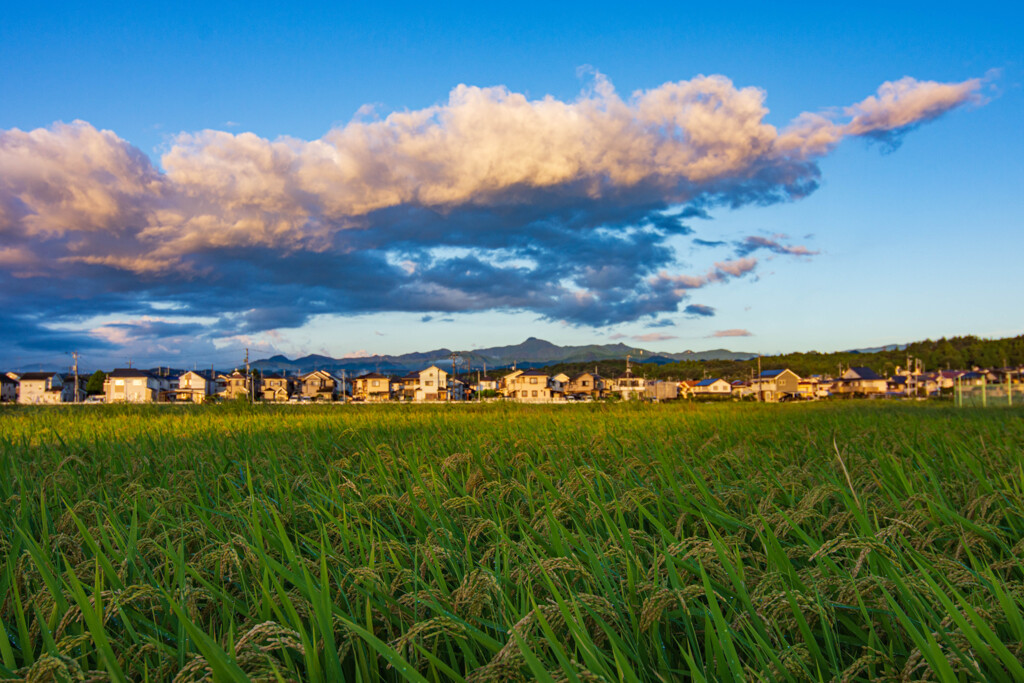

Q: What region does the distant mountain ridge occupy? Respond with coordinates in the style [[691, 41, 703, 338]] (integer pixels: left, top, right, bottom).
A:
[[251, 337, 756, 375]]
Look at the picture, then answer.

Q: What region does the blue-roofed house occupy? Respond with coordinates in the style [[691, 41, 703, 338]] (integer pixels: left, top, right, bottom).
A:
[[693, 378, 732, 395], [752, 368, 801, 402]]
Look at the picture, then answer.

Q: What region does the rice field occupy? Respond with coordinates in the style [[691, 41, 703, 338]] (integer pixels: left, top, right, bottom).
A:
[[1, 401, 1023, 682]]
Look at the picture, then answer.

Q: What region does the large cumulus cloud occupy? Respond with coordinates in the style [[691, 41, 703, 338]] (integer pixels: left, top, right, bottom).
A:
[[0, 71, 984, 358]]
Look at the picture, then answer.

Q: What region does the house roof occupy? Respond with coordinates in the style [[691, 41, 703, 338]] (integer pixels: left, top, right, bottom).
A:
[[696, 378, 725, 387], [19, 371, 59, 381], [0, 375, 17, 385], [180, 369, 216, 380], [760, 369, 788, 378], [519, 369, 549, 376], [356, 372, 389, 380], [107, 368, 158, 379], [848, 367, 883, 380]]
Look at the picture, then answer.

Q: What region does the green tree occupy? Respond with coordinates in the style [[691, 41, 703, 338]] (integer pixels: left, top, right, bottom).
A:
[[85, 370, 107, 395]]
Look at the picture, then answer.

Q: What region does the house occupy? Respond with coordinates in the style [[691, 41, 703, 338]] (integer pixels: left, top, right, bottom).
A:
[[352, 372, 391, 402], [448, 377, 468, 401], [797, 377, 822, 399], [507, 369, 555, 402], [644, 381, 678, 402], [177, 370, 217, 403], [18, 372, 78, 404], [550, 372, 571, 395], [0, 374, 19, 402], [834, 367, 887, 396], [500, 370, 523, 397], [103, 368, 165, 403], [475, 375, 499, 394], [217, 369, 258, 400], [261, 374, 293, 402], [693, 378, 732, 396], [414, 365, 448, 401], [400, 371, 421, 400], [566, 372, 603, 398], [298, 370, 340, 401], [752, 369, 801, 402], [731, 380, 754, 398], [678, 380, 699, 399], [611, 369, 647, 400]]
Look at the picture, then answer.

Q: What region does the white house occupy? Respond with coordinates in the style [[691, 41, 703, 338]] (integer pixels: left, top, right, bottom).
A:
[[104, 368, 167, 403]]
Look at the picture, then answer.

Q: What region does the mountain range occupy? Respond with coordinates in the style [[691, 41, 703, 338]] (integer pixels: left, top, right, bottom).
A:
[[251, 337, 756, 375]]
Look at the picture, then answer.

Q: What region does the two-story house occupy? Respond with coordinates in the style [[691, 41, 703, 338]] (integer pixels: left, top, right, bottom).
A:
[[261, 374, 293, 402], [177, 370, 217, 403], [298, 370, 339, 401], [611, 369, 647, 400], [414, 365, 448, 401], [18, 372, 75, 404], [352, 372, 392, 401], [566, 372, 603, 398], [507, 369, 554, 402], [753, 369, 802, 402], [104, 368, 165, 403]]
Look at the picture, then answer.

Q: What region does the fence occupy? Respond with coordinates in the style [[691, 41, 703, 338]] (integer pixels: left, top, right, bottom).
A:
[[954, 379, 1017, 407]]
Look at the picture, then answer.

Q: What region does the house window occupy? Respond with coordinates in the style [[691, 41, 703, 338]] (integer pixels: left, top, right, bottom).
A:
[[133, 379, 142, 386], [372, 380, 379, 387], [115, 379, 124, 386], [532, 390, 538, 397], [583, 381, 589, 387], [425, 380, 433, 386], [530, 377, 537, 384]]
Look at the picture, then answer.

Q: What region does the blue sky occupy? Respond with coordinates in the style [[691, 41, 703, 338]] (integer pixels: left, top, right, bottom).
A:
[[1, 1, 1021, 370]]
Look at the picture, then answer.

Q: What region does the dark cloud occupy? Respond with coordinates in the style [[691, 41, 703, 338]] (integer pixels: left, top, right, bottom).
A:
[[684, 304, 716, 318], [679, 205, 712, 220], [693, 238, 728, 248]]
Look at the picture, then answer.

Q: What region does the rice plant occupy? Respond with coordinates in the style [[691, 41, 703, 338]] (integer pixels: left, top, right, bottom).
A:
[[1, 401, 1022, 681]]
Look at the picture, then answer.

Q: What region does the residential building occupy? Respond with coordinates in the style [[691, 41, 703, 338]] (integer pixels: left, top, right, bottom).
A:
[[298, 370, 340, 401], [414, 365, 448, 401], [693, 378, 732, 395], [507, 369, 555, 402], [176, 370, 217, 403], [645, 381, 678, 402], [18, 372, 77, 404], [261, 374, 293, 402], [500, 370, 523, 397], [217, 369, 258, 400], [475, 375, 499, 394], [104, 368, 165, 403], [611, 369, 647, 400], [753, 369, 801, 402], [351, 372, 390, 401], [678, 380, 699, 399], [566, 372, 603, 398], [834, 367, 887, 396], [0, 374, 18, 402]]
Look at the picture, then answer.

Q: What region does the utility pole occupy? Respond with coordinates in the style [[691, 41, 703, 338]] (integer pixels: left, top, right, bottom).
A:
[[71, 351, 79, 403], [449, 352, 460, 401], [245, 348, 252, 403], [757, 353, 762, 402]]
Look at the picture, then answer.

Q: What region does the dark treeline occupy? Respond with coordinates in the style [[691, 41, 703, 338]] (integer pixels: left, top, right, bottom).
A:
[[461, 335, 1024, 383]]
